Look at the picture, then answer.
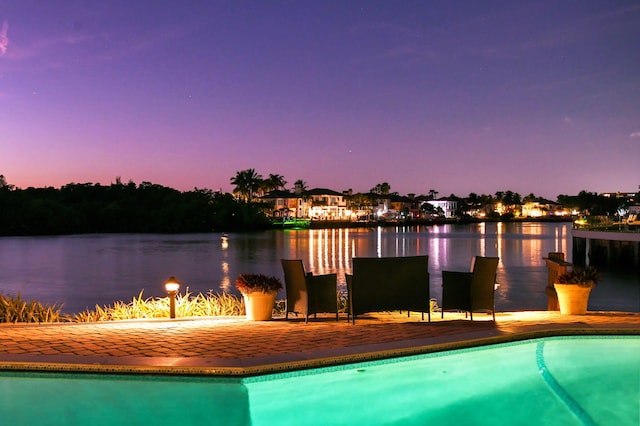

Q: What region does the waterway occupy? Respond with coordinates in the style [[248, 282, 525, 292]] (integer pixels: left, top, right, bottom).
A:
[[0, 222, 637, 314]]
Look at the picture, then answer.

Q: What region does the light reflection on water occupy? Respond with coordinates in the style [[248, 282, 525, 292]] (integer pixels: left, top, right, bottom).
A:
[[298, 223, 574, 312], [0, 223, 636, 314]]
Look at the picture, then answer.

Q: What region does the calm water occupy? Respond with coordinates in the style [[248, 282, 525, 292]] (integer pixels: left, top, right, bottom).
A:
[[1, 336, 638, 425], [0, 223, 637, 314], [246, 336, 639, 425]]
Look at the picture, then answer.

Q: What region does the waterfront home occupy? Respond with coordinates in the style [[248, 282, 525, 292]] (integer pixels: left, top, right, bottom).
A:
[[424, 196, 459, 218], [261, 188, 349, 220], [388, 193, 422, 219], [521, 198, 569, 218], [260, 190, 304, 219], [306, 188, 349, 220]]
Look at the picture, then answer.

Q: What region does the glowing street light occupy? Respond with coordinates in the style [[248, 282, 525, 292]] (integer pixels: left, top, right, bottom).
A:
[[164, 276, 181, 319]]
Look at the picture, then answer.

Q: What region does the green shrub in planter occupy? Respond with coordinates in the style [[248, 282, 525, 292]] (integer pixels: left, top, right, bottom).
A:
[[556, 266, 599, 287], [235, 274, 283, 294]]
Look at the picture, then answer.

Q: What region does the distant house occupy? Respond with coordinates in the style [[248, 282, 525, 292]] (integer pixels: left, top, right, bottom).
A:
[[370, 193, 391, 218], [306, 188, 348, 220], [388, 193, 420, 219], [260, 190, 304, 218], [425, 197, 458, 218], [344, 191, 377, 220], [261, 188, 351, 220], [521, 198, 567, 217], [348, 192, 401, 220], [601, 191, 637, 200]]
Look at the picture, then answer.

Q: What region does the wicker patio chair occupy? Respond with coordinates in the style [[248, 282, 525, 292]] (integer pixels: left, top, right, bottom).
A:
[[441, 256, 499, 320], [281, 259, 338, 323]]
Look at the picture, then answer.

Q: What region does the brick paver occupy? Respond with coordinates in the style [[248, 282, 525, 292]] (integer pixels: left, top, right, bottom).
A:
[[0, 311, 637, 376]]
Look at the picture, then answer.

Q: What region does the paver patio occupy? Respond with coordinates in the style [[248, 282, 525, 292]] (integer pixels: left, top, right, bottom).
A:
[[0, 311, 638, 376]]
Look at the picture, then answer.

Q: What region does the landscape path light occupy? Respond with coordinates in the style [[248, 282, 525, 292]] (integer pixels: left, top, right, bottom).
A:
[[164, 276, 181, 319]]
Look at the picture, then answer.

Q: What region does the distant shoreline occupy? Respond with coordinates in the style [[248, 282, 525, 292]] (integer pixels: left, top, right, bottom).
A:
[[0, 216, 574, 237], [303, 216, 573, 229]]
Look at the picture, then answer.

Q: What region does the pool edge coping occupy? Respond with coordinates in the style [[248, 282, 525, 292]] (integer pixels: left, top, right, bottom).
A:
[[0, 327, 637, 377]]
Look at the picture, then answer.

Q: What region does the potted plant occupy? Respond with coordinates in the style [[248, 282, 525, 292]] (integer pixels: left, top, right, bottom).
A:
[[235, 273, 283, 320], [553, 266, 599, 315]]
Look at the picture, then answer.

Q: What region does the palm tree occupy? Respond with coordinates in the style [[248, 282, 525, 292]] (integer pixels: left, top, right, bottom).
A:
[[371, 182, 391, 195], [293, 179, 307, 194], [261, 174, 287, 193], [230, 169, 263, 202]]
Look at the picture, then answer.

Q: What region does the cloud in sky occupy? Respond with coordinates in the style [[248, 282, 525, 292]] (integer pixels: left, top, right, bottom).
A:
[[630, 131, 640, 138], [0, 20, 8, 56]]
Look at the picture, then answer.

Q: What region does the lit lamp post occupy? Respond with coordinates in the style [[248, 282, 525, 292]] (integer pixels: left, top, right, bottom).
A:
[[164, 276, 181, 319]]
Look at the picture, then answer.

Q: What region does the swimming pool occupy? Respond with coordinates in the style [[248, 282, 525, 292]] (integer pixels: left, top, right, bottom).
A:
[[1, 336, 637, 425]]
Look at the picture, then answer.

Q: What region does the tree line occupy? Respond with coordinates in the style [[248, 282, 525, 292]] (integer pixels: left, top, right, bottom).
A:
[[228, 169, 632, 217], [0, 171, 633, 236], [0, 177, 270, 236]]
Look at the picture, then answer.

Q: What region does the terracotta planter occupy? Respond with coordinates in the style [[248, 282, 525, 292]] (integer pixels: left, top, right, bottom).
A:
[[242, 291, 277, 321], [553, 283, 593, 315]]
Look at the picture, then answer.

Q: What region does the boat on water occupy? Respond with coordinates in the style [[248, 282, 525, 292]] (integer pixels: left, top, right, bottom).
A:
[[273, 218, 311, 229]]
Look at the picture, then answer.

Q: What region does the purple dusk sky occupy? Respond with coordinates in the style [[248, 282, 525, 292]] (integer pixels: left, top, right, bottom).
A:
[[1, 1, 639, 199]]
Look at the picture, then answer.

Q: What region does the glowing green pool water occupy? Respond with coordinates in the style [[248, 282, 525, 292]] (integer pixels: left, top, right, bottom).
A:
[[1, 336, 638, 425]]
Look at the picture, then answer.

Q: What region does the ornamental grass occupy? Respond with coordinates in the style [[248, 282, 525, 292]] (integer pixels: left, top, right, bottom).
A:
[[1, 290, 439, 323], [0, 293, 63, 323], [72, 289, 250, 322]]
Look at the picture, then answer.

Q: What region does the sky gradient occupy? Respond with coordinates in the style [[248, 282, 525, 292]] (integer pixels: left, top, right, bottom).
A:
[[2, 1, 639, 199]]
